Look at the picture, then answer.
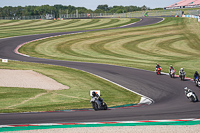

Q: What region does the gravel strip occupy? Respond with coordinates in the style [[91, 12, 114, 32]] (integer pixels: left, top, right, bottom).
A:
[[0, 69, 69, 90]]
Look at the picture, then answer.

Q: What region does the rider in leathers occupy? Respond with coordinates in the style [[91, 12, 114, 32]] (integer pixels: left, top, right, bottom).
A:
[[194, 71, 199, 81], [169, 65, 175, 74], [179, 68, 185, 75], [184, 87, 192, 96], [92, 91, 103, 107], [184, 87, 198, 102], [156, 63, 161, 69]]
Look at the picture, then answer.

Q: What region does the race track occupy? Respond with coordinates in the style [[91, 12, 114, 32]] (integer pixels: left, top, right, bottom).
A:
[[0, 17, 200, 125]]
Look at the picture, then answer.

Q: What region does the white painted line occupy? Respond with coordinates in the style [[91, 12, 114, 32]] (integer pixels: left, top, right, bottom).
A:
[[0, 125, 13, 128], [74, 68, 154, 105], [157, 18, 165, 23], [120, 19, 142, 27], [35, 123, 62, 126]]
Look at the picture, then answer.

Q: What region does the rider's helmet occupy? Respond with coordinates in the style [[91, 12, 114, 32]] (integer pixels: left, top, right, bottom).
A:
[[195, 71, 198, 74], [184, 87, 188, 91], [157, 63, 159, 66], [181, 68, 183, 71], [170, 65, 172, 67], [92, 91, 96, 96]]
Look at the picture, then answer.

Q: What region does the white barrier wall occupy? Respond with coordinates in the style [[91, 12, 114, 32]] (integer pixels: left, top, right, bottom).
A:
[[182, 15, 200, 23]]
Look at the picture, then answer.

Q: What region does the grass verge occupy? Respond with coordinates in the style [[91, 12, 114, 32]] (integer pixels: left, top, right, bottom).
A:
[[0, 18, 139, 38], [19, 17, 200, 78], [0, 61, 140, 113]]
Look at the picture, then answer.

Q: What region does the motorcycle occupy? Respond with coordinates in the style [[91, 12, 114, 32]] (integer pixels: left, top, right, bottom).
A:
[[169, 69, 175, 78], [156, 67, 161, 75], [179, 72, 185, 81], [186, 91, 198, 102], [90, 96, 107, 111], [194, 76, 200, 87]]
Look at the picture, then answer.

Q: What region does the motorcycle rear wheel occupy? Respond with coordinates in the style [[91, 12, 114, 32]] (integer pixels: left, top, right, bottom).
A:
[[103, 102, 107, 110], [189, 97, 195, 102]]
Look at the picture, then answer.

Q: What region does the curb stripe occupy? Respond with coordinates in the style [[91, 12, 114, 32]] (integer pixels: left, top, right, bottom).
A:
[[0, 118, 199, 126], [161, 72, 194, 81], [1, 118, 200, 132]]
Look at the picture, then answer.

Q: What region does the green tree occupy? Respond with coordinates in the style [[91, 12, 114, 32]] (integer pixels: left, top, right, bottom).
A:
[[94, 9, 104, 13], [97, 4, 110, 11]]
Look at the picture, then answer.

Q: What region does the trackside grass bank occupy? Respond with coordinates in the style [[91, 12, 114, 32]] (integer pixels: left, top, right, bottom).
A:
[[0, 61, 140, 113], [0, 18, 141, 113], [19, 17, 200, 78], [0, 18, 139, 38]]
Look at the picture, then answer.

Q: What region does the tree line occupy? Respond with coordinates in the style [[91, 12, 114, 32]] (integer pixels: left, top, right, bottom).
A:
[[0, 4, 160, 18]]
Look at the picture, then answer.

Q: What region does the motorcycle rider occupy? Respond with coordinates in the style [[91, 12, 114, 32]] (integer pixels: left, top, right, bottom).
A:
[[184, 87, 198, 102], [92, 91, 103, 107], [179, 68, 185, 75], [184, 87, 192, 96], [194, 71, 199, 81], [156, 63, 161, 69], [169, 65, 175, 74]]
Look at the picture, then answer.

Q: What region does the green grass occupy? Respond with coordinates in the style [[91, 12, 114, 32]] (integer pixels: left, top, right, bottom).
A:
[[0, 61, 140, 113], [0, 18, 139, 38], [19, 17, 200, 78], [1, 17, 200, 113]]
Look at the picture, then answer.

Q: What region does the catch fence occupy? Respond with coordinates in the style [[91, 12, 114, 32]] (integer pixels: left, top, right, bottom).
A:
[[0, 14, 55, 20], [60, 10, 183, 19], [0, 10, 196, 20]]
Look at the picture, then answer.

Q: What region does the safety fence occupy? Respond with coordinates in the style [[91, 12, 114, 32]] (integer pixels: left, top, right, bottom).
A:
[[0, 10, 183, 20], [181, 14, 200, 23], [181, 10, 200, 23], [1, 10, 200, 21], [188, 10, 200, 16], [60, 10, 182, 19], [0, 14, 55, 20]]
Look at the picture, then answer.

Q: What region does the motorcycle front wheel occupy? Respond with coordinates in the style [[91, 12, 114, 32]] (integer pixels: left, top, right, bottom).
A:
[[195, 80, 198, 86], [92, 102, 98, 111], [195, 95, 198, 102]]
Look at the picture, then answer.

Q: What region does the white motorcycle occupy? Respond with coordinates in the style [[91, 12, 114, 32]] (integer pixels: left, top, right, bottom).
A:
[[179, 72, 185, 81], [169, 69, 175, 78], [194, 77, 200, 87], [90, 96, 107, 111], [186, 91, 198, 102]]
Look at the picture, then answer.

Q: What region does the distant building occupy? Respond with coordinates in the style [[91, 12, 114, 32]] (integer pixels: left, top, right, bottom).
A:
[[45, 14, 55, 20], [164, 0, 200, 9]]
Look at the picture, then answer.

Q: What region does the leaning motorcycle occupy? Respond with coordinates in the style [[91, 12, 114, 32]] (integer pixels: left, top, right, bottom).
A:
[[90, 97, 107, 111], [156, 67, 161, 75], [194, 76, 200, 87], [179, 72, 185, 81], [169, 69, 175, 78], [186, 91, 198, 102]]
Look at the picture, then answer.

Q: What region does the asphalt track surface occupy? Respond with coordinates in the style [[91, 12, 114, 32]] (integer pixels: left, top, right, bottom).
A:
[[0, 17, 200, 125]]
